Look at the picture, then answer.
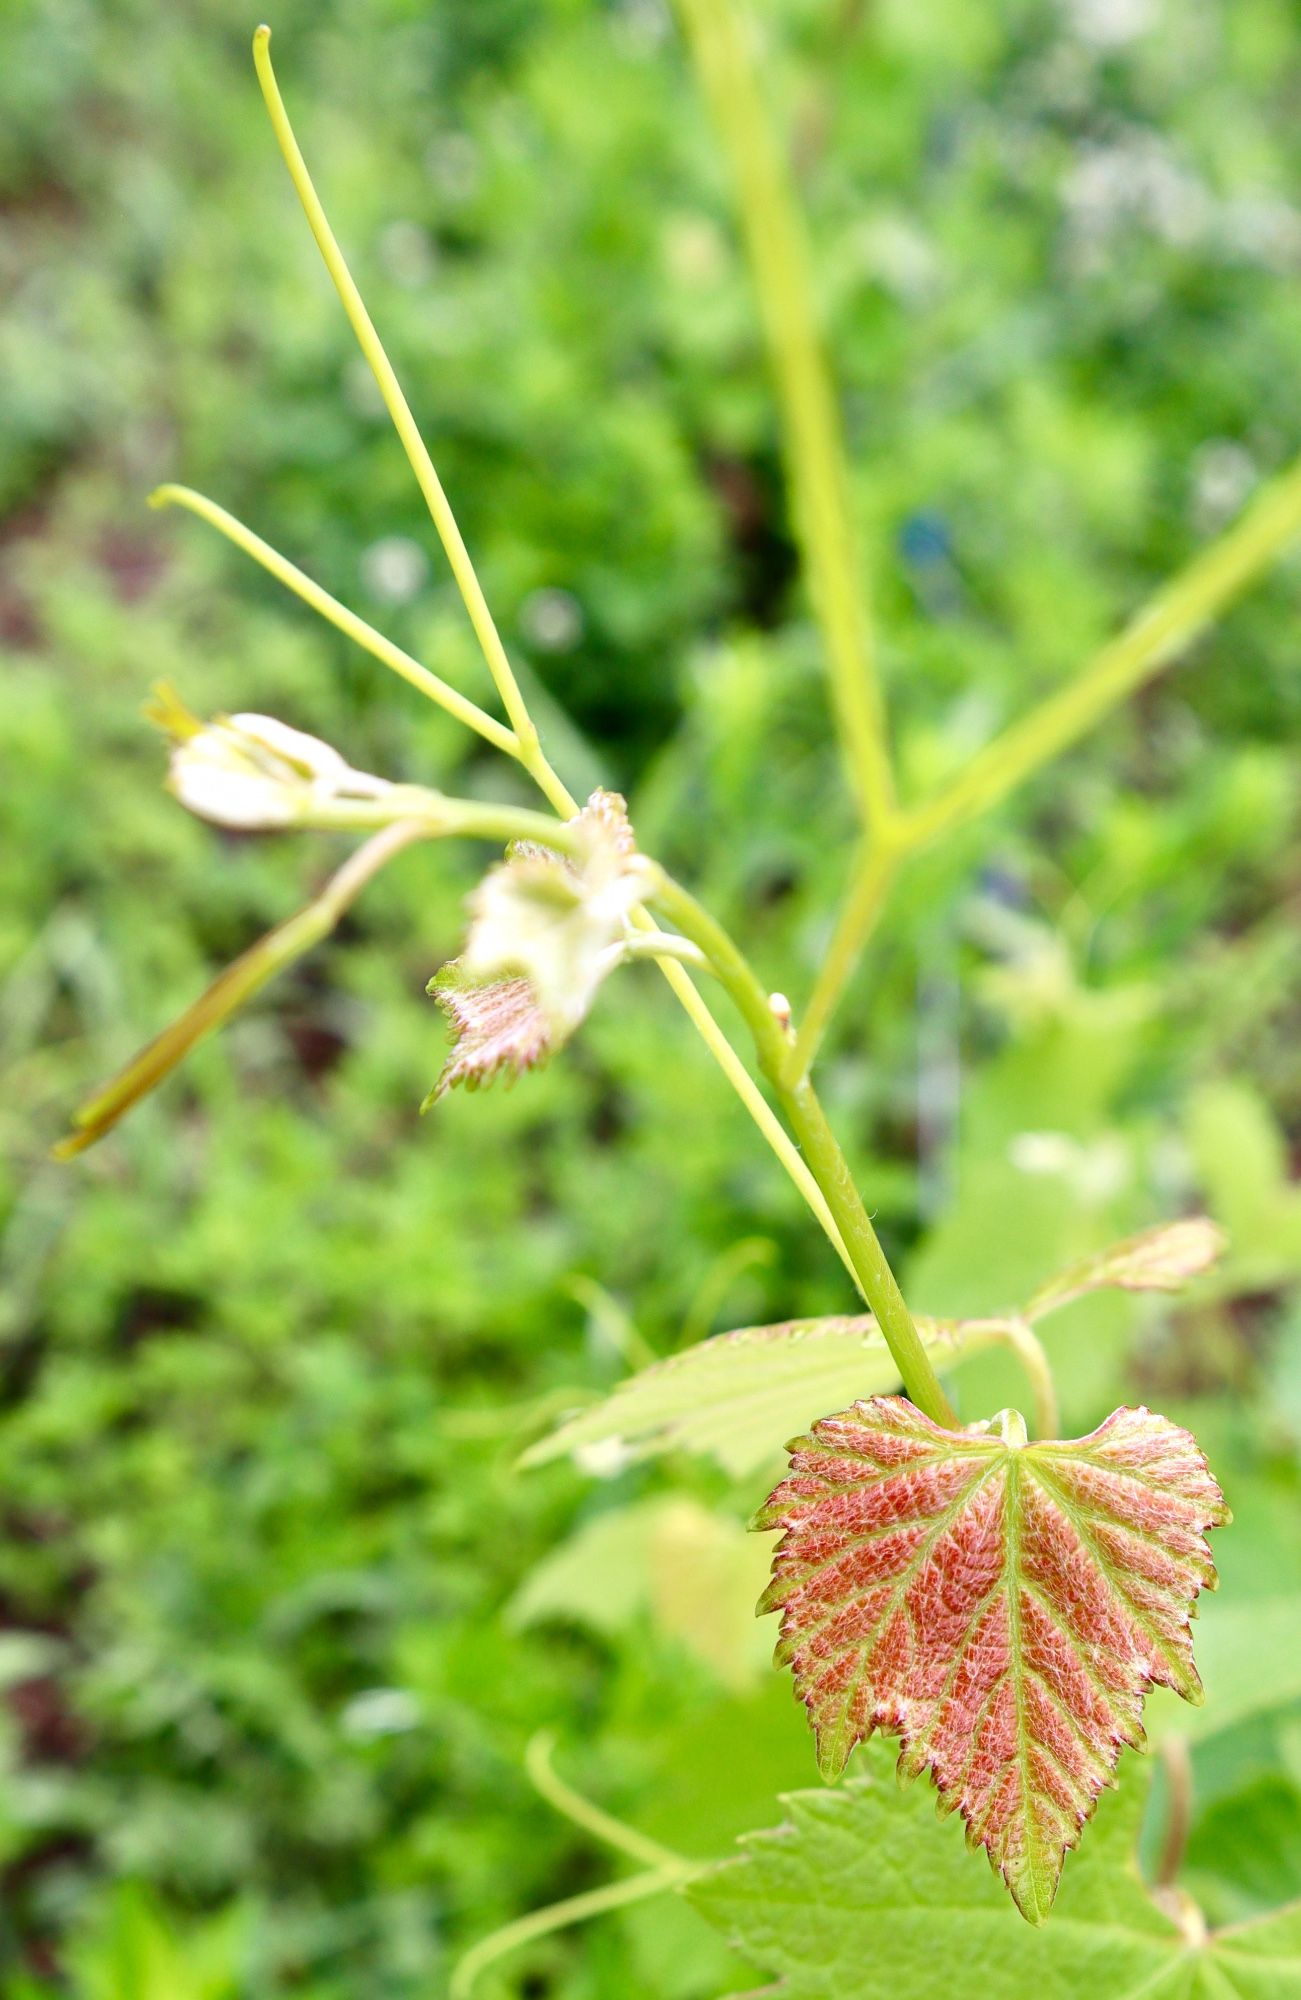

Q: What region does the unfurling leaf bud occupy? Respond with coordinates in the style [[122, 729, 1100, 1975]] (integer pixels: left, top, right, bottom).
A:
[[428, 790, 656, 1097], [460, 790, 654, 1033], [162, 702, 391, 830]]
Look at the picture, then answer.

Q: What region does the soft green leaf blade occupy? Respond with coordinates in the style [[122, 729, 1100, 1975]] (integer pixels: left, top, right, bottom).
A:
[[687, 1751, 1301, 1999], [1024, 1217, 1225, 1324], [518, 1314, 1003, 1478], [506, 1497, 771, 1688], [1186, 1774, 1301, 1922], [506, 1503, 654, 1638]]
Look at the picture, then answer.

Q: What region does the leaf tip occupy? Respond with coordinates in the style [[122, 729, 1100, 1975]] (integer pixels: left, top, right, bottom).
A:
[[815, 1735, 851, 1785]]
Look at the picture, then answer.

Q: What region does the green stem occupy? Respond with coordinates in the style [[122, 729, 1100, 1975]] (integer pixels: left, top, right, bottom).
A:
[[254, 28, 541, 760], [448, 1867, 684, 2000], [791, 454, 1301, 1069], [781, 1079, 956, 1426], [675, 0, 894, 834], [298, 789, 583, 847], [651, 877, 957, 1425], [679, 1235, 775, 1348], [56, 819, 429, 1157], [903, 454, 1301, 848], [646, 939, 860, 1288], [563, 1281, 658, 1376], [1156, 1736, 1194, 1892], [618, 930, 710, 972], [244, 26, 858, 1282]]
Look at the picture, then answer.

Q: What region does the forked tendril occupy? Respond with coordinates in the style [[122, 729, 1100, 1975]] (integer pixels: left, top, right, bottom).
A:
[[447, 1735, 693, 1997], [237, 28, 886, 1305]]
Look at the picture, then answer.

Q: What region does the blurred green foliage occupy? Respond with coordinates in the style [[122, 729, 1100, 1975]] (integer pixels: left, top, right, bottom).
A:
[[1, 0, 1299, 1993]]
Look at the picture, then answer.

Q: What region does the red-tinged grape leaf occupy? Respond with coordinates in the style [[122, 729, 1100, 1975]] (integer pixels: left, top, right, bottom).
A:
[[757, 1398, 1229, 1923], [517, 1314, 1004, 1478], [687, 1746, 1301, 1999], [1024, 1218, 1225, 1323], [425, 969, 554, 1104]]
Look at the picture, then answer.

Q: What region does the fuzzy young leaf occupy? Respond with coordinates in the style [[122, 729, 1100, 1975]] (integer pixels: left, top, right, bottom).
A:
[[425, 972, 553, 1103], [759, 1397, 1228, 1922], [1024, 1218, 1225, 1324], [687, 1749, 1301, 1999], [519, 1314, 1003, 1478]]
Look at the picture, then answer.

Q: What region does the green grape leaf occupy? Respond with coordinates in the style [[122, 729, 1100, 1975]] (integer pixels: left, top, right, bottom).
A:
[[518, 1314, 1004, 1478], [1024, 1217, 1225, 1323], [687, 1748, 1301, 1998], [521, 1219, 1222, 1478], [508, 1496, 771, 1689], [759, 1399, 1228, 1921]]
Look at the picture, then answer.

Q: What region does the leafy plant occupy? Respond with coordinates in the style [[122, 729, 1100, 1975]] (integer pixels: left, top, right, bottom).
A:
[[687, 1745, 1301, 1998], [49, 2, 1301, 1992], [757, 1398, 1226, 1921]]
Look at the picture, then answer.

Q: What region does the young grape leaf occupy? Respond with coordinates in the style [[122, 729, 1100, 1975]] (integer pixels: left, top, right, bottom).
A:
[[687, 1746, 1301, 1999], [425, 971, 554, 1103], [520, 1219, 1221, 1477], [758, 1398, 1228, 1922], [1024, 1217, 1225, 1323], [518, 1314, 1004, 1478]]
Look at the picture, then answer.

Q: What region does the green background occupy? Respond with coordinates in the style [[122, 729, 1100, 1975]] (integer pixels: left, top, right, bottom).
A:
[[1, 0, 1298, 1992]]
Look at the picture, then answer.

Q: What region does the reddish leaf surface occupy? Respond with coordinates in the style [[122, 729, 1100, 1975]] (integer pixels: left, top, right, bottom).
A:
[[758, 1397, 1228, 1923], [427, 971, 553, 1101]]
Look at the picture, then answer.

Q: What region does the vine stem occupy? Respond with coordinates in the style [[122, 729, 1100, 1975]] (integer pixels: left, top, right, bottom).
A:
[[650, 876, 957, 1426], [563, 1279, 659, 1374], [674, 0, 893, 835], [674, 0, 1301, 1075], [1155, 1736, 1194, 1892], [156, 475, 861, 1288], [448, 1736, 694, 1997], [246, 26, 862, 1289], [55, 819, 430, 1157], [788, 833, 900, 1084], [788, 452, 1301, 1074], [903, 455, 1301, 850], [524, 1733, 689, 1876], [992, 1317, 1059, 1440]]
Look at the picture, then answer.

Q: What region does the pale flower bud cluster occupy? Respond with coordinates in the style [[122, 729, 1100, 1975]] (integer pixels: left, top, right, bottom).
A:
[[168, 712, 392, 830]]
